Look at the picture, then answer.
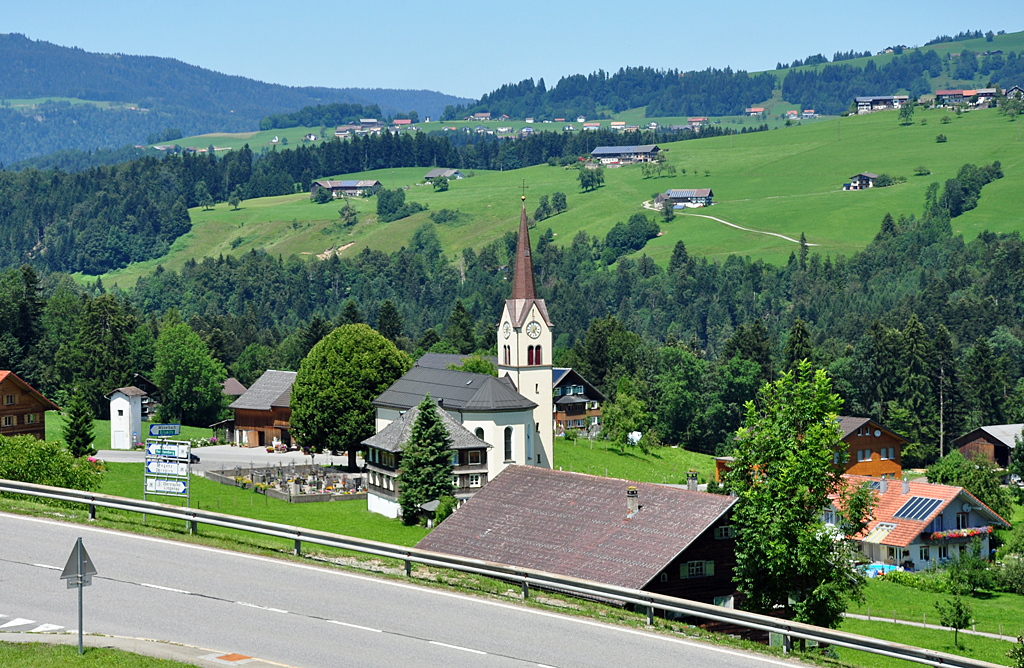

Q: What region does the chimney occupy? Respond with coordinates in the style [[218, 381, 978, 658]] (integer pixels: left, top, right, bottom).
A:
[[902, 476, 910, 495], [879, 477, 888, 494], [687, 470, 698, 492], [626, 486, 639, 518], [437, 398, 444, 409]]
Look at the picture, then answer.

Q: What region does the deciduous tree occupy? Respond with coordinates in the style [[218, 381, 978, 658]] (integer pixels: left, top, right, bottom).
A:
[[153, 322, 227, 426]]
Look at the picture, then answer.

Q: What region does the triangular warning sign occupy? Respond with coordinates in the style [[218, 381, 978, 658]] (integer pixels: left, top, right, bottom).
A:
[[59, 540, 98, 579]]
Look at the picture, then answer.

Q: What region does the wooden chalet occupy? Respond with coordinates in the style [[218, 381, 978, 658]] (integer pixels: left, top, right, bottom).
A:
[[665, 188, 714, 207], [418, 466, 740, 613], [552, 367, 604, 434], [590, 144, 660, 164], [423, 168, 465, 181], [0, 370, 59, 440], [309, 179, 382, 199], [953, 423, 1022, 468], [845, 173, 877, 190], [228, 370, 296, 448]]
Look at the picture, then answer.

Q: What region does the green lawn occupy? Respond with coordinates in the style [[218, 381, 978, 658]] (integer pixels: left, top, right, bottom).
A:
[[839, 618, 1015, 668], [97, 462, 428, 547], [94, 104, 1024, 290], [44, 411, 211, 450], [0, 643, 193, 667], [848, 578, 1024, 638], [553, 437, 716, 484]]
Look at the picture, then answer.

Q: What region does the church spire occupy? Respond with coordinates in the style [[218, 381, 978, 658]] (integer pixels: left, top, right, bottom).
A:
[[511, 197, 537, 300]]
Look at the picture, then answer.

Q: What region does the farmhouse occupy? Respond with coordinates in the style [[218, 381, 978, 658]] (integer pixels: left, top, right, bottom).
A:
[[129, 373, 162, 421], [1006, 85, 1024, 100], [424, 168, 465, 181], [745, 107, 765, 116], [472, 112, 491, 120], [335, 124, 359, 137], [836, 475, 1010, 572], [309, 179, 382, 199], [610, 121, 626, 131], [417, 466, 741, 610], [583, 122, 601, 131], [367, 201, 554, 518], [664, 188, 713, 207], [953, 423, 1022, 469], [229, 370, 296, 449], [0, 370, 59, 440], [844, 172, 877, 190], [934, 90, 964, 105], [553, 367, 604, 434], [363, 402, 493, 513], [801, 109, 817, 119], [855, 95, 908, 113], [590, 145, 660, 164]]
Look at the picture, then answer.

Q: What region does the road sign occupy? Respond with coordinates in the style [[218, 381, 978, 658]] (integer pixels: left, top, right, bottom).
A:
[[146, 478, 187, 495], [146, 442, 189, 459], [60, 538, 97, 655], [146, 461, 189, 477], [148, 423, 181, 437]]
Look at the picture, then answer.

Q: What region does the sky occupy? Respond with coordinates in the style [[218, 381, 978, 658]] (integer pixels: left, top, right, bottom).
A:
[[4, 1, 1023, 100]]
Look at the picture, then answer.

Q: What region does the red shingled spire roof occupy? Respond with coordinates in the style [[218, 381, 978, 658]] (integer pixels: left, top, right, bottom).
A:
[[511, 199, 536, 300]]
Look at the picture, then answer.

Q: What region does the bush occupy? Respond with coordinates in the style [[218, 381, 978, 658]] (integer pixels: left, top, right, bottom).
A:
[[936, 134, 948, 143], [0, 435, 104, 492], [877, 568, 948, 593], [434, 495, 458, 525], [994, 558, 1024, 595], [429, 209, 463, 225], [914, 165, 931, 176], [874, 174, 907, 188]]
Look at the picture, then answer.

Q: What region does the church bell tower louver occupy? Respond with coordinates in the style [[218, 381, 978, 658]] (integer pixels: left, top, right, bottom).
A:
[[497, 197, 553, 469]]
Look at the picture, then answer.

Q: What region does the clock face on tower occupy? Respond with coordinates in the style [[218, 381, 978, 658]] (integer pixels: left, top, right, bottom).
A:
[[502, 322, 511, 339], [526, 320, 542, 339]]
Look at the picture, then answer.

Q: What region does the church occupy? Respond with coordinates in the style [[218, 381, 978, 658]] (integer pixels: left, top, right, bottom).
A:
[[364, 198, 554, 518]]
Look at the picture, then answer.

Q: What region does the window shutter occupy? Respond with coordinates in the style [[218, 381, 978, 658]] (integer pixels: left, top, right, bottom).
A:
[[679, 564, 689, 579], [705, 561, 715, 576]]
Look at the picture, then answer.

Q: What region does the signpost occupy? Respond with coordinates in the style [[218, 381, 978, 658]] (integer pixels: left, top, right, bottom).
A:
[[144, 436, 192, 529], [148, 423, 181, 437], [59, 538, 97, 655]]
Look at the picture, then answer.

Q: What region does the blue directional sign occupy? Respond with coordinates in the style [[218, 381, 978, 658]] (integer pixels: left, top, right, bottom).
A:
[[145, 478, 187, 495], [146, 442, 189, 459], [146, 461, 189, 477], [148, 423, 181, 437]]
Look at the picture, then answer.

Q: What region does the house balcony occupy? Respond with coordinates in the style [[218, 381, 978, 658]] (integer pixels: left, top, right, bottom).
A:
[[923, 526, 993, 543]]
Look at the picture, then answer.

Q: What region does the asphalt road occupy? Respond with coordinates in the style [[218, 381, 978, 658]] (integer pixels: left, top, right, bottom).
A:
[[0, 513, 796, 668]]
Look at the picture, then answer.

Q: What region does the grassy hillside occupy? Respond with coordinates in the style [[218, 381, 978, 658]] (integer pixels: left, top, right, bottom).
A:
[[95, 105, 1024, 289]]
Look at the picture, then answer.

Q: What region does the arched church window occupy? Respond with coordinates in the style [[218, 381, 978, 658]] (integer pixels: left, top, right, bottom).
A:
[[504, 427, 513, 461], [475, 427, 484, 440], [535, 346, 542, 365], [527, 346, 534, 366]]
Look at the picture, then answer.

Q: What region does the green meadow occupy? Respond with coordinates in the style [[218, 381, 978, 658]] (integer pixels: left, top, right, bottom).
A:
[[553, 436, 716, 484], [43, 411, 211, 450], [97, 105, 1024, 290]]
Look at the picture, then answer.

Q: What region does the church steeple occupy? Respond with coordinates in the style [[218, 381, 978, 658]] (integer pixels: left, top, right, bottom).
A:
[[511, 197, 537, 300]]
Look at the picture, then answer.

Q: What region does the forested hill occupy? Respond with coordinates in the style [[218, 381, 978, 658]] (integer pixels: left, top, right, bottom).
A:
[[0, 33, 472, 164]]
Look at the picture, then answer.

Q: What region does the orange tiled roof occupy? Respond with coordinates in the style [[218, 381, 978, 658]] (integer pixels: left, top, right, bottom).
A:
[[838, 474, 1010, 547]]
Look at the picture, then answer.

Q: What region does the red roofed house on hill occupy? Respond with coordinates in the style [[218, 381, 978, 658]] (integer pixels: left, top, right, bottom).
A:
[[831, 475, 1010, 571], [417, 466, 741, 610], [0, 370, 59, 440]]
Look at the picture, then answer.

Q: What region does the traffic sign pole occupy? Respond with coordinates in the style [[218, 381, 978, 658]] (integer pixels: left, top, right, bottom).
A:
[[77, 538, 83, 655], [60, 538, 97, 655]]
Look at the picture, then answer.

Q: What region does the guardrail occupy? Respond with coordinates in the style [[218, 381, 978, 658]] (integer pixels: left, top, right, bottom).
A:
[[0, 479, 1005, 668]]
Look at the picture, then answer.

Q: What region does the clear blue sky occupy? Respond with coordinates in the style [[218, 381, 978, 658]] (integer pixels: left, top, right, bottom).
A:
[[5, 1, 1023, 99]]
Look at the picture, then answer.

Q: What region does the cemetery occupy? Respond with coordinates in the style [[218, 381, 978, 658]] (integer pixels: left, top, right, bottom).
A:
[[205, 463, 366, 503]]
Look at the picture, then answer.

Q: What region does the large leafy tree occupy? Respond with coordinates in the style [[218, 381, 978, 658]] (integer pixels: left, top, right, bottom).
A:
[[728, 360, 874, 629], [398, 395, 454, 523], [290, 324, 411, 470], [153, 322, 227, 426]]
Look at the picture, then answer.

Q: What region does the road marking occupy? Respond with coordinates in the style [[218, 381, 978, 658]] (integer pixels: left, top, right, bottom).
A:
[[236, 602, 288, 614], [429, 641, 487, 655], [325, 619, 382, 633], [141, 583, 191, 594], [1, 512, 795, 667], [537, 664, 559, 668], [0, 618, 35, 629], [32, 563, 60, 570], [28, 624, 63, 633]]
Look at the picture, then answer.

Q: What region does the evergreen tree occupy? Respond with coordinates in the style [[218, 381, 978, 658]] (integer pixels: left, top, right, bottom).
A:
[[783, 318, 813, 371], [337, 300, 363, 326], [302, 314, 332, 357], [63, 389, 96, 458], [966, 337, 1005, 428], [398, 395, 454, 523], [443, 299, 476, 354], [376, 299, 403, 341], [896, 314, 936, 465]]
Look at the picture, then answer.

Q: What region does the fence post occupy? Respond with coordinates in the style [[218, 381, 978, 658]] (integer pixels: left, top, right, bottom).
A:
[[405, 559, 411, 577], [647, 603, 654, 626], [782, 634, 792, 654], [88, 504, 95, 520], [294, 538, 301, 556], [522, 575, 529, 600], [190, 519, 198, 535]]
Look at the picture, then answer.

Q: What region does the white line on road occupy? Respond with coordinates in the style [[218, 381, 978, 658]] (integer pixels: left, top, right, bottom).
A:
[[325, 620, 382, 633], [236, 602, 288, 614], [32, 564, 60, 570], [140, 583, 191, 594], [28, 624, 63, 633], [2, 512, 796, 667], [429, 641, 487, 655], [537, 664, 559, 668], [0, 618, 35, 629]]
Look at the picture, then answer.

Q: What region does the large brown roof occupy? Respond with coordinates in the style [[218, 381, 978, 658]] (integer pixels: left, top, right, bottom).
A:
[[0, 370, 60, 411], [416, 466, 736, 590], [836, 416, 905, 442]]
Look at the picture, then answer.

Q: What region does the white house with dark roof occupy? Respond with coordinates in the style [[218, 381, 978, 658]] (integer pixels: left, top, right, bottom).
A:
[[590, 145, 660, 164], [106, 386, 146, 450], [363, 402, 494, 517]]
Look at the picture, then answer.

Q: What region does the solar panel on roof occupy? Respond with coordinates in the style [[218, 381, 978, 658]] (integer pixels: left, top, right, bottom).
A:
[[893, 497, 943, 521]]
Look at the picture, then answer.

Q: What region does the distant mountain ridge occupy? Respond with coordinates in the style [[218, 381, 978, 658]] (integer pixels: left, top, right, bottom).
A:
[[0, 33, 473, 164]]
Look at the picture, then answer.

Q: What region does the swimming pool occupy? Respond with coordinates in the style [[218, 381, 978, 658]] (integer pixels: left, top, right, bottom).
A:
[[860, 563, 898, 578]]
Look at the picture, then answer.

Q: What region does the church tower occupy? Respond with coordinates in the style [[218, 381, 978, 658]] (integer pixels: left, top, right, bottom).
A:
[[497, 197, 553, 469]]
